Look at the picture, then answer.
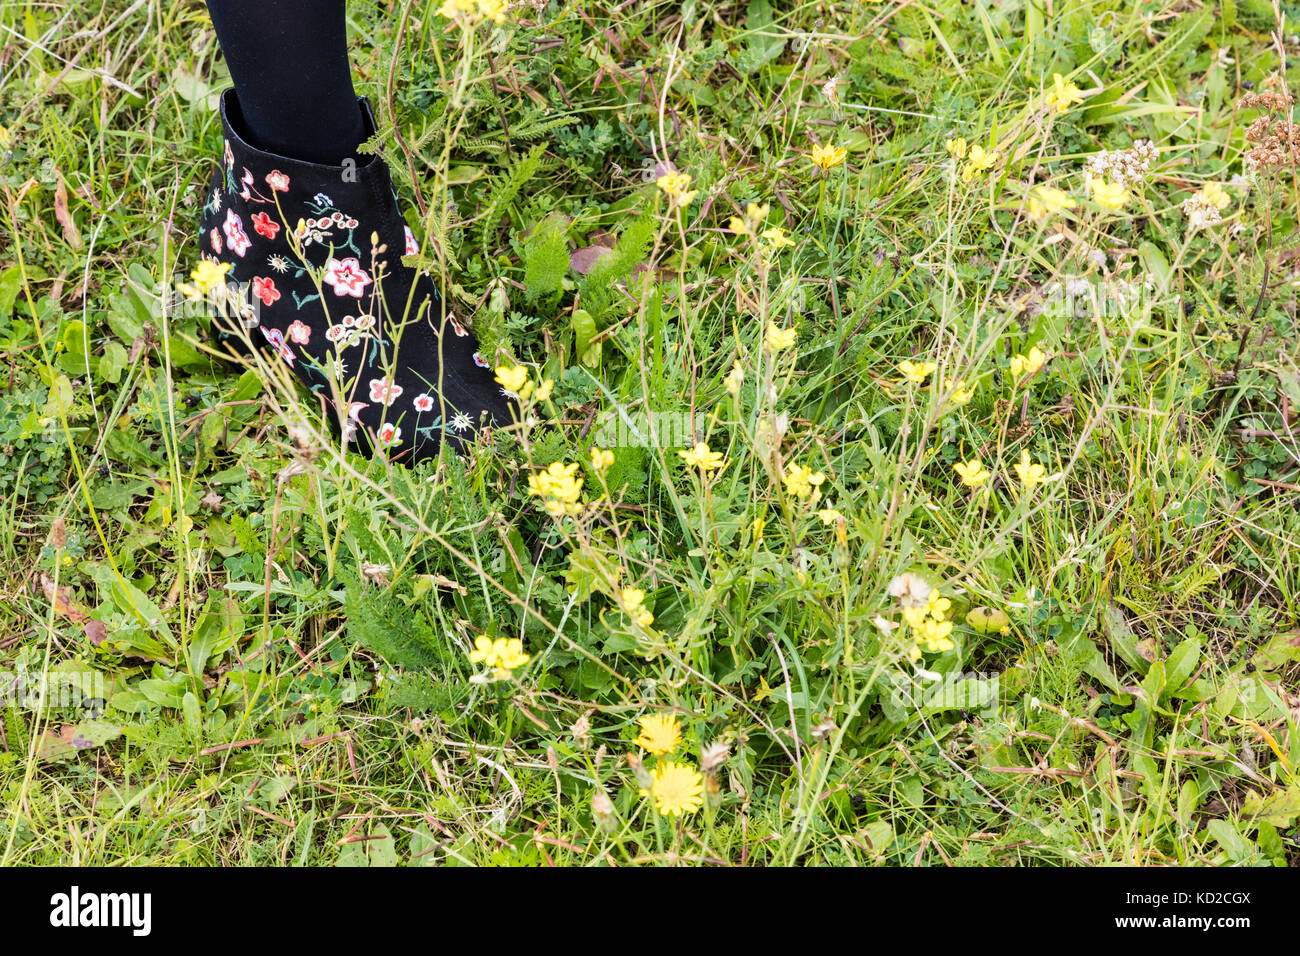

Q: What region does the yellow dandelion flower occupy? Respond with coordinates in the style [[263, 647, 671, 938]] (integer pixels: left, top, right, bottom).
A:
[[810, 142, 848, 171], [646, 761, 704, 816], [189, 259, 231, 294], [494, 364, 530, 395], [656, 171, 698, 208], [633, 714, 682, 756]]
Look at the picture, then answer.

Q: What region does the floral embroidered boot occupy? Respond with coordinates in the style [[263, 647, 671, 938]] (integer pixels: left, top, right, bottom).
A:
[[198, 89, 514, 460]]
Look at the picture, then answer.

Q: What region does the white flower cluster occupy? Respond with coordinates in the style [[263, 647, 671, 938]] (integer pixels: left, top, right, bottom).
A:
[[1085, 139, 1158, 187], [1182, 194, 1223, 229]]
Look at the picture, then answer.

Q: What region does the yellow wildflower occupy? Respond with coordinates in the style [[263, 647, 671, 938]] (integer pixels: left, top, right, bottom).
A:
[[645, 761, 704, 817], [810, 142, 848, 171], [961, 144, 998, 182], [816, 507, 844, 525], [679, 441, 726, 472], [1010, 346, 1048, 382], [954, 458, 990, 488], [494, 364, 531, 398], [783, 462, 826, 502], [1087, 176, 1129, 211], [619, 587, 654, 629], [898, 359, 937, 385], [1198, 182, 1231, 210], [760, 226, 795, 249], [590, 447, 614, 472], [656, 171, 698, 208], [766, 322, 798, 351], [1045, 73, 1086, 113], [633, 714, 682, 756], [1013, 450, 1050, 489], [724, 360, 745, 396], [943, 377, 974, 405], [527, 461, 584, 516], [181, 259, 231, 299], [468, 636, 530, 680], [945, 137, 969, 160], [1028, 185, 1076, 223]]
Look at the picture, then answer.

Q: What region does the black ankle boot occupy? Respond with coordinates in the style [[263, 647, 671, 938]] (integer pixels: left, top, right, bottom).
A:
[[198, 89, 514, 461]]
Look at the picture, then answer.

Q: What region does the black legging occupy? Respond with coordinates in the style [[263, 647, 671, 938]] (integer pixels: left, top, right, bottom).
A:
[[205, 0, 365, 165]]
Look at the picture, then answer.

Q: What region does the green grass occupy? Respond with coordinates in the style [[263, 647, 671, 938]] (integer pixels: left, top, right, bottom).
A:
[[2, 0, 1300, 866]]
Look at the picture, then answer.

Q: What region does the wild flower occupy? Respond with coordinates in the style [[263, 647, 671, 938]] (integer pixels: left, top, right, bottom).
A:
[[494, 364, 530, 396], [468, 636, 531, 680], [527, 462, 584, 516], [961, 144, 998, 183], [633, 714, 681, 755], [810, 142, 848, 171], [1010, 346, 1047, 382], [898, 359, 937, 385], [760, 226, 795, 249], [783, 462, 826, 502], [439, 0, 507, 27], [656, 171, 698, 208], [619, 587, 655, 629], [954, 459, 990, 488], [180, 259, 231, 299], [1028, 186, 1076, 223], [902, 587, 955, 656], [1086, 140, 1157, 187], [679, 442, 726, 472], [816, 506, 844, 525], [766, 322, 798, 351], [590, 447, 614, 472], [729, 201, 770, 236], [724, 361, 745, 396], [943, 377, 974, 405], [1183, 182, 1231, 229], [1013, 450, 1056, 489], [644, 761, 705, 816], [944, 137, 969, 159], [1045, 73, 1086, 113], [1087, 175, 1129, 210], [888, 572, 932, 608], [821, 76, 843, 109]]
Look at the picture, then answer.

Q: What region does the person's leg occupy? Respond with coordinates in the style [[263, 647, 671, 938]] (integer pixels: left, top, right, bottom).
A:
[[205, 0, 365, 165]]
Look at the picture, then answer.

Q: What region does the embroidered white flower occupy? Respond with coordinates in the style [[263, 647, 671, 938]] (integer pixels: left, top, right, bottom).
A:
[[413, 393, 436, 413], [322, 257, 373, 297], [449, 412, 472, 432], [377, 423, 402, 446]]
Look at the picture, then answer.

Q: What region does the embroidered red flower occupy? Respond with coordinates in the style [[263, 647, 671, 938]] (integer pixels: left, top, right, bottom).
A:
[[473, 352, 489, 368], [251, 276, 280, 306], [251, 211, 280, 240], [265, 169, 290, 192], [222, 209, 251, 257], [412, 393, 435, 412], [368, 378, 403, 406], [377, 423, 402, 446], [286, 320, 311, 344], [323, 257, 373, 298]]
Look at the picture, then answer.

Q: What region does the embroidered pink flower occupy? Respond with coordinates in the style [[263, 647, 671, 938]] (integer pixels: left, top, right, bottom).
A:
[[404, 225, 418, 256], [413, 393, 435, 412], [260, 327, 295, 366], [348, 402, 368, 422], [251, 211, 280, 240], [210, 228, 222, 254], [223, 140, 234, 168], [473, 352, 489, 368], [368, 378, 403, 406], [239, 167, 254, 199], [323, 257, 373, 298], [265, 169, 290, 192], [286, 320, 311, 344], [449, 316, 469, 337], [251, 276, 280, 306], [222, 209, 251, 257], [377, 423, 402, 446]]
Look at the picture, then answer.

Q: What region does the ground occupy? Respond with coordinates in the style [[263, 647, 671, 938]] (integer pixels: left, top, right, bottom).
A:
[[1, 0, 1299, 866]]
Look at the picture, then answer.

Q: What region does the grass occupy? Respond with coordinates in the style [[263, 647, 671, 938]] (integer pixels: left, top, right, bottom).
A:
[[2, 0, 1299, 866]]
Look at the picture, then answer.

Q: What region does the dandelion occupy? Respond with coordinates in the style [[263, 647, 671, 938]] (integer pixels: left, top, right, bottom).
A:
[[679, 441, 726, 472], [644, 761, 705, 817], [1013, 450, 1051, 489], [888, 572, 932, 608], [590, 447, 614, 472], [1010, 346, 1048, 382], [944, 137, 969, 159], [783, 462, 826, 502], [811, 142, 848, 171], [898, 359, 937, 385], [633, 714, 682, 756], [821, 76, 843, 109], [1087, 175, 1129, 211], [766, 322, 798, 351], [954, 459, 991, 488], [1028, 186, 1076, 223], [1045, 73, 1086, 113], [656, 171, 698, 208]]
